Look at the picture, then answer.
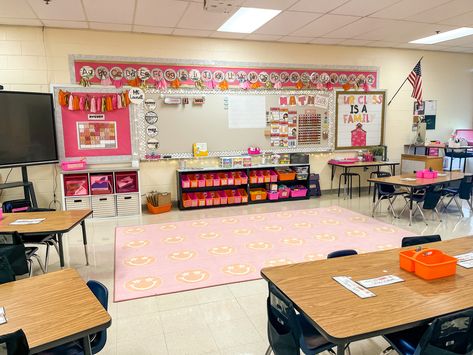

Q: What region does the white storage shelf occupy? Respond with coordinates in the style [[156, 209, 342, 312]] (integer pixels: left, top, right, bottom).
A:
[[60, 168, 141, 218]]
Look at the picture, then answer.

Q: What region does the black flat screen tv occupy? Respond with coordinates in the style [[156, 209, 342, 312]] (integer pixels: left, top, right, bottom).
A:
[[0, 91, 58, 168]]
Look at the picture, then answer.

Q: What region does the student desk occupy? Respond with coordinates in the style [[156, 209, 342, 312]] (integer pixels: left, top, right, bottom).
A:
[[261, 236, 473, 355], [0, 209, 92, 268], [368, 172, 464, 225], [0, 269, 111, 354]]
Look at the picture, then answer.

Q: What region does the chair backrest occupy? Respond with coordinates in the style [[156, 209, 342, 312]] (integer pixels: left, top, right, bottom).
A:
[[0, 232, 29, 276], [422, 185, 443, 210], [377, 171, 392, 178], [401, 235, 441, 247], [0, 329, 30, 355], [378, 183, 396, 195], [416, 308, 473, 355], [327, 249, 358, 259], [267, 283, 301, 355], [458, 175, 473, 200], [86, 280, 108, 353], [0, 255, 15, 284]]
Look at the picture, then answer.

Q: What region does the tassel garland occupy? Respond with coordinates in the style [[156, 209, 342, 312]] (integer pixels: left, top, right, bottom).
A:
[[57, 90, 131, 112]]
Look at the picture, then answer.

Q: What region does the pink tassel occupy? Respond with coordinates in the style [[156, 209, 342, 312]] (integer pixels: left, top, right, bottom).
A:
[[68, 94, 74, 110], [239, 81, 250, 90], [112, 94, 117, 110], [101, 77, 112, 86], [79, 96, 85, 111], [362, 83, 370, 92], [274, 82, 282, 89], [316, 83, 324, 90], [90, 97, 96, 113], [97, 97, 102, 112], [117, 94, 122, 109], [156, 78, 167, 90], [326, 82, 334, 91]]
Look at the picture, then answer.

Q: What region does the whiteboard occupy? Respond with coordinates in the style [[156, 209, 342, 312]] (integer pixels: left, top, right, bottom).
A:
[[137, 90, 335, 158], [228, 96, 266, 128]]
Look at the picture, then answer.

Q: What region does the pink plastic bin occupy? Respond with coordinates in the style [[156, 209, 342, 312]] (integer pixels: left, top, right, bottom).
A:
[[211, 191, 220, 205], [183, 193, 198, 208], [291, 186, 308, 198], [61, 160, 87, 171], [227, 172, 235, 185], [268, 191, 279, 200], [256, 171, 264, 183], [115, 172, 138, 193], [64, 174, 89, 196], [196, 175, 205, 188], [181, 175, 190, 188], [217, 190, 228, 204], [90, 174, 113, 195], [213, 174, 221, 186], [240, 172, 248, 184], [203, 192, 213, 206], [269, 170, 278, 182], [278, 187, 291, 199], [416, 170, 438, 179]]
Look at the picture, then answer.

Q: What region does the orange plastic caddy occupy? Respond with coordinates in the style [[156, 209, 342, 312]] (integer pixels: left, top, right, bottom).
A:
[[399, 248, 457, 280]]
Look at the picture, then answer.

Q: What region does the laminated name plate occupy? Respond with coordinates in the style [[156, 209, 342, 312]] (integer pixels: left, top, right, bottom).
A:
[[357, 275, 404, 288], [10, 218, 45, 225], [333, 276, 375, 299], [0, 306, 6, 324], [400, 178, 416, 181], [455, 252, 473, 269]]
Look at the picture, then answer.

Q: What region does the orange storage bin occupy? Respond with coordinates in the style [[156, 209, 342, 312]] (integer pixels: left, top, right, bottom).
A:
[[219, 173, 228, 186], [269, 170, 278, 182], [238, 189, 248, 203], [263, 170, 271, 183], [181, 175, 191, 188], [212, 173, 221, 186], [250, 188, 267, 201], [204, 174, 213, 187], [189, 175, 198, 188], [256, 171, 264, 183], [183, 193, 198, 208], [211, 191, 220, 205], [225, 189, 241, 204], [203, 192, 213, 206], [227, 172, 235, 185], [195, 192, 206, 207], [147, 203, 172, 214], [249, 171, 258, 184], [400, 248, 457, 280], [217, 190, 228, 204], [240, 172, 248, 184], [276, 168, 296, 181], [234, 172, 242, 185], [196, 174, 205, 188]]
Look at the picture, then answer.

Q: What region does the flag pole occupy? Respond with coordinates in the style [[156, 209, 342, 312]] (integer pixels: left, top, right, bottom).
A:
[[387, 56, 423, 106]]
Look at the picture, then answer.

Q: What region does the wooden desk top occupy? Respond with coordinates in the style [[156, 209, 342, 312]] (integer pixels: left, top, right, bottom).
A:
[[0, 269, 111, 352], [368, 171, 465, 188], [261, 237, 473, 343], [0, 209, 92, 235], [328, 161, 399, 168]]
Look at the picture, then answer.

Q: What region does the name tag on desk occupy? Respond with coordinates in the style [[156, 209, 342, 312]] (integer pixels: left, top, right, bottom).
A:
[[357, 275, 404, 288], [455, 252, 473, 268], [333, 276, 376, 299]]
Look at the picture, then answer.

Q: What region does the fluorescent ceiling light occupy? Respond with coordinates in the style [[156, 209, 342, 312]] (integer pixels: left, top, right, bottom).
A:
[[409, 27, 473, 44], [218, 7, 281, 33]]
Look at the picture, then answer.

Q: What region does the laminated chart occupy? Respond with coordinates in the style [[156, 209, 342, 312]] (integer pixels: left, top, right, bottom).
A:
[[77, 122, 117, 149], [298, 113, 321, 145]]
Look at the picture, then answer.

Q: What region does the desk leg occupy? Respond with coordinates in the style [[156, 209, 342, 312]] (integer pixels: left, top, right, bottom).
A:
[[409, 188, 413, 226], [337, 343, 346, 355], [331, 165, 335, 191], [392, 164, 396, 175], [82, 335, 92, 355], [58, 233, 65, 268], [343, 167, 348, 199], [372, 183, 377, 203], [81, 220, 90, 266]]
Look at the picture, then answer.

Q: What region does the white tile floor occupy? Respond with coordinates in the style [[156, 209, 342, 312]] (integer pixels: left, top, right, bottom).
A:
[[33, 192, 473, 355]]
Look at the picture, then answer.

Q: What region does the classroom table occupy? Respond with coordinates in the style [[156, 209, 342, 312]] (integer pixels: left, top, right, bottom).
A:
[[261, 236, 473, 355], [0, 268, 111, 354], [328, 161, 400, 196], [0, 209, 92, 268], [368, 171, 464, 225]]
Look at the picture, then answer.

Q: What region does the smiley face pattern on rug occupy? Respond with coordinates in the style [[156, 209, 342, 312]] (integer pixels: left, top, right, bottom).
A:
[[114, 206, 413, 302]]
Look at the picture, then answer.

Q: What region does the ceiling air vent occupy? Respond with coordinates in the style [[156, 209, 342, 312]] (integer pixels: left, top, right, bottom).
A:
[[203, 0, 240, 14]]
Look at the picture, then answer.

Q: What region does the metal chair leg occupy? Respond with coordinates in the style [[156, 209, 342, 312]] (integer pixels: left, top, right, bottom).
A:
[[467, 199, 473, 211], [27, 259, 33, 277], [388, 198, 398, 218], [31, 254, 45, 274], [372, 197, 382, 217], [417, 205, 427, 225], [264, 345, 272, 355], [434, 208, 443, 222], [453, 197, 464, 217], [357, 175, 361, 197], [44, 243, 50, 273], [338, 174, 343, 197]]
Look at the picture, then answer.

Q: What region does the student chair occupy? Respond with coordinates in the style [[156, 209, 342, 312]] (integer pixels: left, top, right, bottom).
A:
[[368, 171, 391, 194], [400, 186, 443, 225], [441, 175, 473, 217], [265, 283, 337, 355], [383, 308, 473, 355], [372, 180, 407, 218], [338, 172, 361, 199], [38, 280, 109, 355], [327, 249, 358, 259], [0, 329, 30, 355], [0, 232, 43, 278], [0, 256, 15, 284], [401, 235, 441, 248]]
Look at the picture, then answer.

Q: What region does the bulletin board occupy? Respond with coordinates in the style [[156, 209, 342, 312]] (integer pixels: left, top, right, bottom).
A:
[[137, 89, 335, 159], [52, 86, 139, 163], [335, 91, 386, 150]]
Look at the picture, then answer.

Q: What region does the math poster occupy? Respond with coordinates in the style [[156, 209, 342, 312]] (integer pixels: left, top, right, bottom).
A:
[[335, 91, 385, 150]]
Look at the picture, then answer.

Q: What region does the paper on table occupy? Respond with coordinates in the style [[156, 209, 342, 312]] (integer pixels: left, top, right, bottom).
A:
[[400, 178, 416, 181], [358, 275, 404, 288], [333, 276, 376, 299], [455, 252, 473, 269], [10, 218, 45, 225], [0, 306, 6, 324]]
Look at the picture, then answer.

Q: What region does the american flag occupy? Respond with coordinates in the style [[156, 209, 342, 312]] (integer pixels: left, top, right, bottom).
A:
[[408, 60, 422, 102]]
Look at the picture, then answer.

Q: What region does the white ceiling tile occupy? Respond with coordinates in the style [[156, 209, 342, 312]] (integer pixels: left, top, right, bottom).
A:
[[42, 20, 88, 29], [278, 35, 313, 43], [292, 14, 360, 37], [83, 0, 135, 24], [289, 0, 350, 14], [369, 0, 451, 20], [0, 0, 37, 18], [173, 28, 212, 37], [209, 31, 247, 39], [309, 37, 344, 44], [324, 17, 388, 39], [89, 22, 132, 32], [362, 41, 399, 47], [241, 0, 298, 10], [178, 2, 233, 30], [133, 25, 174, 35], [439, 11, 473, 27], [404, 0, 473, 24], [439, 46, 473, 52], [134, 0, 189, 28], [437, 36, 473, 48], [245, 33, 283, 41], [255, 11, 322, 36], [338, 39, 373, 46], [27, 0, 86, 21], [0, 18, 42, 26], [356, 21, 454, 42], [331, 0, 401, 17]]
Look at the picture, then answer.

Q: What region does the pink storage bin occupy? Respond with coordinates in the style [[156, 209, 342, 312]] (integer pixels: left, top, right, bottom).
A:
[[416, 170, 424, 178], [227, 190, 242, 204], [205, 174, 213, 187], [196, 174, 205, 188], [256, 171, 264, 183], [64, 174, 89, 196], [181, 175, 190, 188], [61, 159, 87, 171], [240, 172, 248, 184], [90, 174, 113, 195], [217, 190, 228, 204], [203, 192, 213, 206], [212, 174, 221, 186], [423, 170, 438, 179], [115, 172, 138, 193], [291, 185, 308, 198], [249, 171, 257, 184], [269, 170, 278, 182], [278, 187, 291, 199], [227, 172, 235, 185], [268, 191, 279, 200], [211, 191, 220, 205], [195, 192, 206, 207], [238, 189, 248, 203], [219, 173, 228, 186], [183, 193, 198, 208], [189, 175, 198, 188]]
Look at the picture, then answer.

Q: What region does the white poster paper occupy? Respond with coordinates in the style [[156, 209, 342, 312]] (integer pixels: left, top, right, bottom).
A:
[[424, 100, 437, 115], [228, 96, 266, 128]]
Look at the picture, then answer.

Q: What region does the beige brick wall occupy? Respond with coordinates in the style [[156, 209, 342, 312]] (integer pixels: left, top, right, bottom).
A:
[[0, 25, 472, 206]]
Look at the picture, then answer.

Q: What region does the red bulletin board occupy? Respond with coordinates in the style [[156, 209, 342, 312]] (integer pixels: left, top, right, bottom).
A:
[[59, 93, 132, 158]]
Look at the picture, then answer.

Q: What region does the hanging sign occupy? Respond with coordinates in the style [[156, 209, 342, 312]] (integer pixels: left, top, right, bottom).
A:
[[128, 88, 145, 104]]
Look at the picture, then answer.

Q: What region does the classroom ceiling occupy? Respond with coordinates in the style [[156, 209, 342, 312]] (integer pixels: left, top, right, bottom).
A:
[[2, 0, 473, 53]]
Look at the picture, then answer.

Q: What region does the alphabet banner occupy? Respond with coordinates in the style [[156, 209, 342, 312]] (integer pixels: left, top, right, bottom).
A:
[[335, 91, 385, 150]]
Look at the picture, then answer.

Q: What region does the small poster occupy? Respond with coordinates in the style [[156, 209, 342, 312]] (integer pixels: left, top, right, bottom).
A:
[[77, 122, 117, 149]]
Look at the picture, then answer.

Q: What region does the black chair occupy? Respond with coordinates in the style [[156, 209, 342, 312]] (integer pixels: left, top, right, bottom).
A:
[[384, 308, 473, 355], [327, 249, 357, 259], [441, 175, 473, 217], [401, 235, 441, 248], [400, 185, 443, 224], [265, 283, 337, 355], [338, 172, 360, 199], [0, 232, 44, 278], [372, 180, 407, 218], [0, 329, 30, 355], [0, 255, 15, 284], [368, 171, 391, 194]]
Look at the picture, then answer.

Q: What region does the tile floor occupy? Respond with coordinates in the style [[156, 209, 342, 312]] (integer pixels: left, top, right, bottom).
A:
[[35, 192, 473, 355]]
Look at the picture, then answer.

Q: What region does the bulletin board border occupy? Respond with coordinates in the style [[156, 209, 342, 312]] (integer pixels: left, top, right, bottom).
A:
[[51, 84, 140, 164], [335, 90, 386, 150]]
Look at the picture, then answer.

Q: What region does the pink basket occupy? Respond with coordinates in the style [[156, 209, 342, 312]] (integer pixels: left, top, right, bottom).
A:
[[61, 159, 87, 171], [416, 170, 438, 179], [181, 175, 190, 188], [291, 186, 308, 198], [268, 191, 279, 200], [278, 187, 290, 199], [269, 170, 278, 182]]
